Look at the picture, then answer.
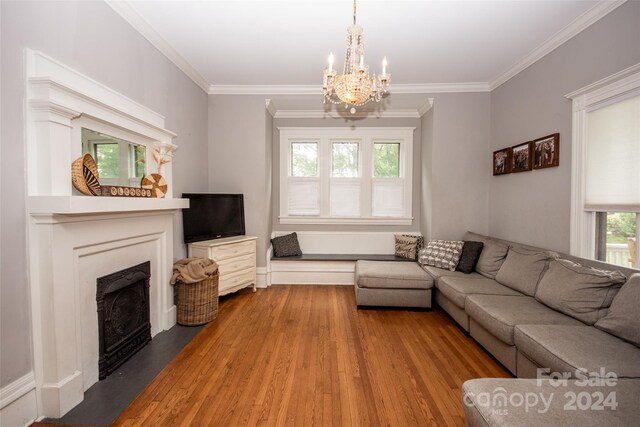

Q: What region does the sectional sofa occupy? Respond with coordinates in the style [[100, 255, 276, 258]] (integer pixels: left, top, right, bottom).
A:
[[421, 231, 639, 426]]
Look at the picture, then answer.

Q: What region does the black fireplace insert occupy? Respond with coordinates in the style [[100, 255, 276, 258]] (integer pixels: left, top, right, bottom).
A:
[[96, 261, 151, 380]]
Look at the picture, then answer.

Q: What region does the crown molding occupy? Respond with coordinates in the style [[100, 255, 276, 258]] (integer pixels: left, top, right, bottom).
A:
[[209, 85, 321, 95], [490, 0, 627, 90], [265, 99, 277, 117], [391, 83, 490, 93], [273, 109, 421, 119], [210, 82, 490, 95], [418, 98, 434, 116], [105, 0, 210, 93]]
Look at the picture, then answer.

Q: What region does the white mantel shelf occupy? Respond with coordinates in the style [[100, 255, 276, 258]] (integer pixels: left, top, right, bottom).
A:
[[28, 196, 189, 215]]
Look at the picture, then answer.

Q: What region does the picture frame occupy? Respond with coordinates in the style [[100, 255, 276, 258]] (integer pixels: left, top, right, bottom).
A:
[[533, 133, 560, 169], [493, 147, 512, 176], [511, 141, 533, 173]]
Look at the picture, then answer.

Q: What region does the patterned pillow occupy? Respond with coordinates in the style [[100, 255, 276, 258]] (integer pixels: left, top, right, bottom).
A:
[[271, 232, 302, 257], [403, 234, 424, 259], [419, 240, 465, 271], [395, 235, 418, 260]]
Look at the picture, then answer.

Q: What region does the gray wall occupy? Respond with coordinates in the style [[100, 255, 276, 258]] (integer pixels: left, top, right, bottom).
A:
[[272, 116, 422, 233], [489, 1, 640, 252], [208, 95, 273, 267], [0, 1, 208, 387], [427, 93, 491, 240]]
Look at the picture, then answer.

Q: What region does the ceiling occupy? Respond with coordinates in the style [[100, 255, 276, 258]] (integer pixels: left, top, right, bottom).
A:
[[108, 0, 622, 112]]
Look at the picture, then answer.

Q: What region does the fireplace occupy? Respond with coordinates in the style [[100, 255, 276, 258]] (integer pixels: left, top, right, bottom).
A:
[[96, 261, 152, 380]]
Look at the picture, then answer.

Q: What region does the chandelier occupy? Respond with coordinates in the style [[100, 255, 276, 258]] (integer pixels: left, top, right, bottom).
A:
[[322, 0, 390, 114]]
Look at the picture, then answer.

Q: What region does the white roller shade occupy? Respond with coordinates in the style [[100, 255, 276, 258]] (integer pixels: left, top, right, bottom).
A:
[[288, 179, 320, 215], [585, 95, 640, 211], [330, 179, 360, 216], [372, 179, 405, 217]]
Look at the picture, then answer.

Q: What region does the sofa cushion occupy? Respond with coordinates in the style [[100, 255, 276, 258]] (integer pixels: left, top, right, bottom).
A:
[[421, 265, 467, 280], [595, 273, 640, 347], [419, 240, 464, 271], [456, 241, 484, 274], [514, 324, 640, 378], [463, 378, 640, 427], [495, 246, 557, 296], [355, 261, 433, 290], [465, 295, 583, 345], [437, 276, 522, 309], [535, 259, 627, 325], [464, 232, 509, 279]]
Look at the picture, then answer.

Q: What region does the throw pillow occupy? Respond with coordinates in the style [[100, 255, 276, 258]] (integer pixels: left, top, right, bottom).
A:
[[595, 274, 640, 347], [535, 259, 627, 325], [456, 241, 484, 274], [402, 234, 424, 260], [495, 247, 558, 296], [395, 235, 418, 260], [271, 232, 302, 257], [419, 240, 464, 271]]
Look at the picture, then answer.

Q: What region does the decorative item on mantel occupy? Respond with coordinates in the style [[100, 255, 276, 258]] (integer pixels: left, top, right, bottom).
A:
[[141, 141, 176, 198], [71, 153, 101, 195]]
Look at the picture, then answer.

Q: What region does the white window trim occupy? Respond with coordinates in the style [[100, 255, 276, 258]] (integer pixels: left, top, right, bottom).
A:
[[279, 127, 415, 225], [566, 63, 640, 258]]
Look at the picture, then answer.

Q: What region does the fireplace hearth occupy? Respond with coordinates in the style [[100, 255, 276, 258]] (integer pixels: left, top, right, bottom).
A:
[[96, 261, 152, 380]]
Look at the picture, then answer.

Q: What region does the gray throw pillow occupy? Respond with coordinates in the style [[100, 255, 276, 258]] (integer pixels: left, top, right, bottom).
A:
[[271, 232, 302, 257], [456, 241, 484, 274], [595, 274, 640, 347], [419, 240, 464, 271], [495, 247, 558, 296], [535, 259, 627, 325], [474, 239, 509, 279]]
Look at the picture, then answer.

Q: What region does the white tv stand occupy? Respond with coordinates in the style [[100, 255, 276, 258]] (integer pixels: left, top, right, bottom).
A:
[[188, 235, 257, 296]]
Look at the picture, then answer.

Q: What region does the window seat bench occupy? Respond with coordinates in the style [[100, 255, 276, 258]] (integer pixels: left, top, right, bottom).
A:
[[271, 254, 415, 262], [267, 231, 421, 285]]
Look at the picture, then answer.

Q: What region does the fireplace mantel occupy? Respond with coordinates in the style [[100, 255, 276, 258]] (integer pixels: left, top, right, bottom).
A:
[[25, 50, 186, 419], [28, 195, 188, 215]]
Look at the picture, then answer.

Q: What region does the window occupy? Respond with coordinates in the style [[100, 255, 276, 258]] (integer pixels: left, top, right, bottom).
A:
[[568, 66, 640, 267], [596, 212, 639, 268], [330, 142, 360, 216], [280, 127, 414, 225]]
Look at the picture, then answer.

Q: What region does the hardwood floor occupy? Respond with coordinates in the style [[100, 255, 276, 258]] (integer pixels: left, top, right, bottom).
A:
[[110, 285, 508, 426]]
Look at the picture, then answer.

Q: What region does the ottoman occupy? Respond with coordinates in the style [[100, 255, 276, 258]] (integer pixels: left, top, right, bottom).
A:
[[354, 260, 434, 308]]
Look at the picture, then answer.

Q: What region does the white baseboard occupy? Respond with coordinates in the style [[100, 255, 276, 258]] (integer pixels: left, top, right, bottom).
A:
[[256, 267, 268, 288], [0, 372, 38, 427]]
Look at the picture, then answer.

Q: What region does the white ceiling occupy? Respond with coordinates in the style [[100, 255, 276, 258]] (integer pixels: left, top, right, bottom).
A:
[[108, 0, 624, 117]]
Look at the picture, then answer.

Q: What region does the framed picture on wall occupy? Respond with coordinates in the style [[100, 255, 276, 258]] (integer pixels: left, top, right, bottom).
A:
[[493, 147, 512, 176], [533, 133, 560, 169], [511, 141, 533, 173]]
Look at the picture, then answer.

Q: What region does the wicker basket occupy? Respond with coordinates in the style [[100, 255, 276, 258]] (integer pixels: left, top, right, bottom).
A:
[[176, 274, 219, 326]]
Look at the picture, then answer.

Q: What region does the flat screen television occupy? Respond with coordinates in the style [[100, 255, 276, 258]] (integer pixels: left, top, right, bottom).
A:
[[182, 193, 245, 243]]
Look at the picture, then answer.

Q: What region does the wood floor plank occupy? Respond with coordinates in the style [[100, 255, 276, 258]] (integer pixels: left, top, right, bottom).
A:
[[106, 285, 510, 426]]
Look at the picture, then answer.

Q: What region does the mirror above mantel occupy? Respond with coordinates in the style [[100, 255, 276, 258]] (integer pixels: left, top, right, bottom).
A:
[[81, 128, 146, 187]]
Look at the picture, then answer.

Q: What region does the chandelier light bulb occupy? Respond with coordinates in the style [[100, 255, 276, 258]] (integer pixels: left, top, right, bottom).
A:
[[382, 57, 387, 75], [328, 52, 334, 71]]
